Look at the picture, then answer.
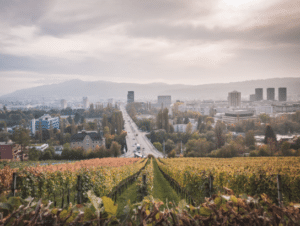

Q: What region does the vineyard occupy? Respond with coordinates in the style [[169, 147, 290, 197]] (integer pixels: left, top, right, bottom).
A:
[[1, 157, 300, 225], [0, 158, 145, 205], [157, 157, 300, 204]]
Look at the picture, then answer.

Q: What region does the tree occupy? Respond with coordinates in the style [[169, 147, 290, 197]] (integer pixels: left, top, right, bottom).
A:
[[60, 119, 65, 145], [156, 110, 163, 130], [71, 119, 76, 136], [74, 113, 81, 124], [64, 133, 71, 143], [28, 147, 41, 161], [163, 108, 169, 132], [245, 130, 255, 147], [38, 120, 42, 143], [280, 141, 291, 156], [165, 139, 175, 153], [12, 127, 31, 161], [168, 149, 176, 158], [102, 114, 108, 129], [110, 141, 121, 157], [259, 113, 270, 123], [214, 121, 225, 148], [49, 121, 53, 139], [264, 125, 277, 144], [153, 142, 163, 152], [186, 122, 193, 134], [184, 117, 189, 124]]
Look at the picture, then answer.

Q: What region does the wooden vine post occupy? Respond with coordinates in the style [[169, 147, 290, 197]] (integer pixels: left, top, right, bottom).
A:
[[12, 172, 17, 197], [77, 175, 82, 204], [209, 175, 214, 198], [277, 174, 283, 206]]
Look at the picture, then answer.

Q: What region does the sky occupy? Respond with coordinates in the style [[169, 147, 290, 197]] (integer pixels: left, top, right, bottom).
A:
[[0, 0, 299, 96]]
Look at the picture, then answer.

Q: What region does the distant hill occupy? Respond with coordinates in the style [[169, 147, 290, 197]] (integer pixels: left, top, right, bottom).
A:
[[1, 77, 300, 102]]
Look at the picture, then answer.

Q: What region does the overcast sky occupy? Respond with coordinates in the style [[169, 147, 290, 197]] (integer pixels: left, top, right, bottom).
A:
[[0, 0, 299, 95]]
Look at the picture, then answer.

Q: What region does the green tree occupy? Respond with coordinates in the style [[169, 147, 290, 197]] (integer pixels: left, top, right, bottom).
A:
[[165, 139, 175, 153], [71, 119, 76, 136], [156, 110, 163, 129], [264, 125, 276, 144], [28, 147, 41, 161], [153, 142, 163, 152], [184, 117, 189, 124], [259, 113, 270, 123], [38, 120, 42, 143], [12, 127, 31, 161], [110, 141, 121, 157], [186, 122, 193, 134], [163, 108, 169, 133], [280, 141, 291, 156], [245, 130, 255, 147], [168, 149, 176, 158], [214, 121, 225, 148]]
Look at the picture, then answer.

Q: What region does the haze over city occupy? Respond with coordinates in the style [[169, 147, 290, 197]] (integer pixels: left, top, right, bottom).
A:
[[1, 0, 300, 96]]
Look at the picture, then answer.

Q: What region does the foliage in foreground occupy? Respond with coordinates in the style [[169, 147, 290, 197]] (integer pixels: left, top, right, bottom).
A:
[[1, 191, 300, 226]]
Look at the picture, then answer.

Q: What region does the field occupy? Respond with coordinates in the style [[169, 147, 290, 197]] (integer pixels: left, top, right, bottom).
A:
[[1, 157, 300, 225]]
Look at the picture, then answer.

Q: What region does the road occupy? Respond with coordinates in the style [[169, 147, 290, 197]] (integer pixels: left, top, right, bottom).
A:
[[120, 105, 164, 158]]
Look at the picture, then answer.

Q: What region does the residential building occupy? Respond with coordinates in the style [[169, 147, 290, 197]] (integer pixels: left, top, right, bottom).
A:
[[30, 114, 59, 135], [267, 88, 275, 101], [29, 144, 49, 152], [54, 145, 63, 155], [70, 130, 105, 151], [0, 142, 24, 160], [173, 123, 198, 133], [278, 87, 287, 101], [228, 91, 241, 107], [127, 91, 134, 103]]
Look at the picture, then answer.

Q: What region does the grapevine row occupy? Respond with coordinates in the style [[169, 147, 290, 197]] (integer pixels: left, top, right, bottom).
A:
[[157, 157, 300, 204]]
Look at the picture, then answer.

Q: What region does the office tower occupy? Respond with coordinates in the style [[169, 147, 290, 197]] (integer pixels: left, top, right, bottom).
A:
[[127, 91, 134, 103], [255, 88, 263, 101], [249, 94, 256, 102], [278, 87, 287, 101], [267, 88, 275, 101]]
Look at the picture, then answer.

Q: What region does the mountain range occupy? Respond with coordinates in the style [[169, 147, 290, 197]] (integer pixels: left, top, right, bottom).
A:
[[1, 77, 300, 102]]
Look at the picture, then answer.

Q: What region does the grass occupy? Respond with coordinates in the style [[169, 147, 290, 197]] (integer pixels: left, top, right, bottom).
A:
[[152, 159, 180, 205], [115, 180, 139, 218]]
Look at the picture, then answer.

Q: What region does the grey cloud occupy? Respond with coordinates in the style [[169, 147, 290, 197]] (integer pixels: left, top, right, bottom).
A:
[[0, 0, 53, 26]]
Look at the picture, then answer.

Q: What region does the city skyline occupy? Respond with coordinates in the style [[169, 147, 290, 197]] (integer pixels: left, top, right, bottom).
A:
[[0, 0, 300, 96]]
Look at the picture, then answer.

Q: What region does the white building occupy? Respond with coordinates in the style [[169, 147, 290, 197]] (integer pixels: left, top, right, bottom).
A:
[[61, 99, 67, 109], [83, 97, 89, 109]]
